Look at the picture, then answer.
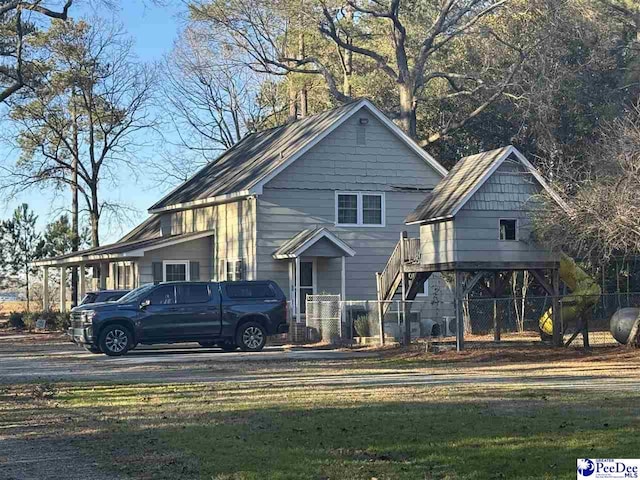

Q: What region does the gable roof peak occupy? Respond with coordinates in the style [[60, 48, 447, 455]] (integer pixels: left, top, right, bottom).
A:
[[148, 99, 446, 214], [405, 145, 569, 224]]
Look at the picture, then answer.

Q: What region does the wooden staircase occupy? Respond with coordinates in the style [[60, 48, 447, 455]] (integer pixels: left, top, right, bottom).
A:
[[376, 232, 431, 314]]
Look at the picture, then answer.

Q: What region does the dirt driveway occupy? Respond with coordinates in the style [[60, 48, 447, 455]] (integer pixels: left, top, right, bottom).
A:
[[2, 333, 640, 389]]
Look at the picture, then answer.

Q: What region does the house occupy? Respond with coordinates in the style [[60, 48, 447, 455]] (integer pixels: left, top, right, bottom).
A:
[[34, 99, 451, 325], [377, 145, 567, 347]]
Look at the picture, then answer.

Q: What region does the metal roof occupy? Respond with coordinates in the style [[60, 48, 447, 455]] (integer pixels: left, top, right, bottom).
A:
[[33, 231, 213, 267], [405, 145, 571, 225], [118, 214, 161, 242], [272, 227, 356, 259], [149, 99, 446, 213], [405, 146, 512, 224]]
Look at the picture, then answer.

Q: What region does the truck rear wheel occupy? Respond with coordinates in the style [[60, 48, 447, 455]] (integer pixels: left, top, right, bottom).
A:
[[236, 322, 266, 352]]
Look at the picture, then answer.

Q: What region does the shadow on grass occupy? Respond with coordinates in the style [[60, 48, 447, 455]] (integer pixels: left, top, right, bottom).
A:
[[35, 383, 640, 480]]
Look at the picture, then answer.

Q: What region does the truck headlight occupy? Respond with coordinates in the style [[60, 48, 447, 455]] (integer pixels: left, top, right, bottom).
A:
[[83, 310, 96, 323]]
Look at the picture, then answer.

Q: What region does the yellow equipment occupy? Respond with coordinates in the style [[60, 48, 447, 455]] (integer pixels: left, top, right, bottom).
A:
[[539, 253, 601, 337]]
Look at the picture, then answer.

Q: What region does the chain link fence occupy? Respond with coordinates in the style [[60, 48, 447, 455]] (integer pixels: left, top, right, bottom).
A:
[[304, 293, 640, 347]]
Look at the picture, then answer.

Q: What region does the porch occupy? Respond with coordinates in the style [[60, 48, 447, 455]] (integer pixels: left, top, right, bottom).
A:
[[32, 231, 214, 312], [272, 227, 356, 332]]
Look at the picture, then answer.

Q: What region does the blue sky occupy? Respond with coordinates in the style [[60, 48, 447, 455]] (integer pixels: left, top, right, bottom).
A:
[[1, 1, 185, 243]]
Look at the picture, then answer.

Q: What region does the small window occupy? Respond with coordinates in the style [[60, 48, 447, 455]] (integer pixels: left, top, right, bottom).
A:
[[147, 285, 176, 305], [337, 194, 358, 224], [499, 219, 517, 241], [176, 284, 210, 304], [225, 259, 245, 281], [336, 192, 385, 226], [362, 194, 382, 225], [164, 261, 189, 282], [226, 283, 276, 299]]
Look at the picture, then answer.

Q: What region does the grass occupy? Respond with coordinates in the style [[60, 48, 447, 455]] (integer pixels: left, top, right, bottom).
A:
[[3, 371, 639, 480]]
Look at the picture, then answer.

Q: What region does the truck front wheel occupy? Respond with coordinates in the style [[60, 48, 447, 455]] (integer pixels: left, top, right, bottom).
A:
[[99, 324, 133, 356], [236, 322, 267, 352]]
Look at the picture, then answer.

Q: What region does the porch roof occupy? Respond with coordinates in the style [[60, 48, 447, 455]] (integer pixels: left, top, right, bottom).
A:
[[32, 231, 214, 267], [272, 227, 356, 259]]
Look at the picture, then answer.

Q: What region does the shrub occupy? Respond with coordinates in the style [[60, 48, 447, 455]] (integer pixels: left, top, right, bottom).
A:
[[8, 311, 24, 329], [54, 312, 71, 331], [353, 315, 371, 337], [23, 311, 39, 331]]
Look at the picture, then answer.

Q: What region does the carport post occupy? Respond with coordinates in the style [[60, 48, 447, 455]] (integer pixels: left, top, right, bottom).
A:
[[455, 271, 465, 352], [79, 264, 86, 301], [99, 263, 108, 290], [60, 266, 67, 313], [552, 268, 562, 347], [43, 267, 49, 311], [340, 255, 344, 338], [295, 256, 301, 323]]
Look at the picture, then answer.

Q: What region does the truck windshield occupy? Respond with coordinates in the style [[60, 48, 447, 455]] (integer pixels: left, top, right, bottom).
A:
[[117, 284, 155, 304]]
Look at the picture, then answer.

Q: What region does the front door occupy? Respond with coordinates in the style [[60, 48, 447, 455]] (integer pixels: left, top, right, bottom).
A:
[[299, 260, 315, 316]]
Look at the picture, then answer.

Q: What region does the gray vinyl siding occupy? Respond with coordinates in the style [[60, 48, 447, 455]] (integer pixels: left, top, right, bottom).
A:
[[256, 107, 443, 300], [159, 198, 257, 280], [257, 187, 426, 300], [454, 159, 556, 263], [419, 220, 456, 264], [265, 109, 442, 191], [137, 236, 214, 285]]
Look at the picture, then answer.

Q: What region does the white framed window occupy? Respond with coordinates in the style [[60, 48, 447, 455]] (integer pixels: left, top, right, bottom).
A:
[[163, 260, 190, 282], [499, 219, 518, 241], [335, 192, 385, 227], [222, 259, 245, 281], [416, 278, 429, 297], [115, 262, 133, 289]]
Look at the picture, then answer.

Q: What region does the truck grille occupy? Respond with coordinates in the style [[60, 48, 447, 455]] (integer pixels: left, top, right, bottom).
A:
[[71, 312, 84, 329]]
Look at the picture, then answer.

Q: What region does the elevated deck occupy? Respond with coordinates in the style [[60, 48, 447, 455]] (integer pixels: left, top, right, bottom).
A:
[[376, 232, 562, 349]]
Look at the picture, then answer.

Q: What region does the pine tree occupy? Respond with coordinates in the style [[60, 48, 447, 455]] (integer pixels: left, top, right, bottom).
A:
[[0, 204, 45, 311]]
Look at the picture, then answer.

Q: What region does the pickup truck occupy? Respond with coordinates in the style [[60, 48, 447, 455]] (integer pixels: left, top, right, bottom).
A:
[[68, 281, 289, 356]]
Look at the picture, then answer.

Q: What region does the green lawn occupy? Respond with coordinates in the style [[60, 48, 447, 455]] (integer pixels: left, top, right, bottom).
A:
[[5, 375, 638, 480]]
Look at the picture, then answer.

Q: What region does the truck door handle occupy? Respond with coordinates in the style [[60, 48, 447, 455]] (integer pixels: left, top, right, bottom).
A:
[[264, 299, 279, 303]]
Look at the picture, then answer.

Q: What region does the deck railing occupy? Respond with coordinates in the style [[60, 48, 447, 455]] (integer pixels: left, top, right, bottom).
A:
[[377, 233, 421, 302], [379, 241, 402, 301], [405, 238, 421, 264]]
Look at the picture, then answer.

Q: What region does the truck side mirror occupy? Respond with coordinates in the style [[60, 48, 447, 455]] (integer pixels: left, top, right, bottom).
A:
[[140, 299, 151, 310]]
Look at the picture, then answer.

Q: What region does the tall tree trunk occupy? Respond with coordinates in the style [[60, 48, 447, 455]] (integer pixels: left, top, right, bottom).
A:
[[90, 186, 99, 248], [298, 8, 308, 118], [71, 94, 79, 306], [25, 266, 30, 312], [398, 83, 417, 138], [343, 6, 354, 97], [288, 81, 297, 121]]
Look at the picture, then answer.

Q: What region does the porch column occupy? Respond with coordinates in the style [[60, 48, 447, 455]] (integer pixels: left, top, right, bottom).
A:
[[295, 256, 301, 323], [341, 256, 346, 334], [79, 264, 86, 300], [99, 263, 108, 290], [341, 256, 346, 301], [42, 267, 49, 311], [60, 266, 67, 313]]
